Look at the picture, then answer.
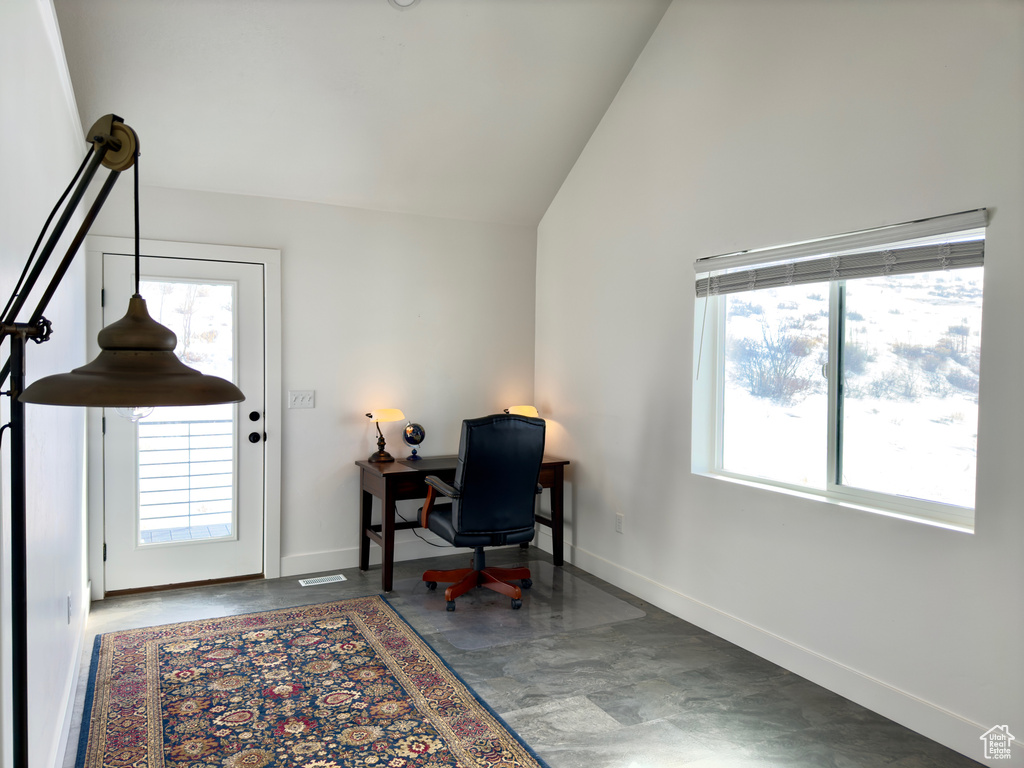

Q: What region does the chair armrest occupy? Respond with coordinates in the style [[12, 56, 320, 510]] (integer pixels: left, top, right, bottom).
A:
[[421, 475, 459, 528], [425, 475, 459, 498], [420, 485, 437, 528]]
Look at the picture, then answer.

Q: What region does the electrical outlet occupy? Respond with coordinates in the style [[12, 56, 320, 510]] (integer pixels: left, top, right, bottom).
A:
[[615, 513, 624, 534], [288, 390, 315, 409]]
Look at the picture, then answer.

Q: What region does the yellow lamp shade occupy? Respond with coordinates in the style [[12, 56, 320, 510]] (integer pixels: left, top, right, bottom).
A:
[[505, 405, 540, 418], [366, 408, 405, 423]]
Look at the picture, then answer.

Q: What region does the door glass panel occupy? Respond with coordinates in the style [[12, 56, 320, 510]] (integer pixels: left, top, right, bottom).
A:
[[136, 279, 237, 545]]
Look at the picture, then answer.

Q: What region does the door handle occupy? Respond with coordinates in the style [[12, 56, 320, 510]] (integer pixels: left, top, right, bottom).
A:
[[248, 431, 265, 443]]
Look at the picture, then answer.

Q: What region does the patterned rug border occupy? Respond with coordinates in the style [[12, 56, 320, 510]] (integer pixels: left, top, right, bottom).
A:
[[75, 595, 550, 768], [76, 632, 102, 768]]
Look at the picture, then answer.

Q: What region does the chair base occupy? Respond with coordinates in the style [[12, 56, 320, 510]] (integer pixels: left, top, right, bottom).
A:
[[423, 547, 531, 610]]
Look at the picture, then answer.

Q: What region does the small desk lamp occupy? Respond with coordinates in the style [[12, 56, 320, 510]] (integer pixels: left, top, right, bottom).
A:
[[366, 408, 405, 462], [504, 405, 540, 418]]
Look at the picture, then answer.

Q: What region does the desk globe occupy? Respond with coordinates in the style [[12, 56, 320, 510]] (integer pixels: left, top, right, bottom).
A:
[[403, 422, 425, 460]]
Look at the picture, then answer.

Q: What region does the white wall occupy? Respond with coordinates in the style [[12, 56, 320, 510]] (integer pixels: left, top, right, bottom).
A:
[[94, 184, 538, 577], [0, 1, 91, 766], [536, 0, 1024, 762]]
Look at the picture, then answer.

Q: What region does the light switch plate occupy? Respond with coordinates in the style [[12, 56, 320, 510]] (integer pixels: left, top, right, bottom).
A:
[[288, 390, 315, 409]]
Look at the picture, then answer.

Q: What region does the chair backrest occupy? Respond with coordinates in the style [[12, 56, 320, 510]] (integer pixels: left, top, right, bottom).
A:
[[451, 414, 546, 535]]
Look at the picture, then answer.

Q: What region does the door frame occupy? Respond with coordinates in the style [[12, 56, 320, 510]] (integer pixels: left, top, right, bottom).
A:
[[85, 236, 282, 599]]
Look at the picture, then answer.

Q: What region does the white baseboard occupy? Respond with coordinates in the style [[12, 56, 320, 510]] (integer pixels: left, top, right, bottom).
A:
[[55, 580, 92, 768], [280, 534, 459, 579], [280, 525, 557, 580], [280, 549, 358, 579], [570, 545, 1007, 766], [533, 525, 555, 555]]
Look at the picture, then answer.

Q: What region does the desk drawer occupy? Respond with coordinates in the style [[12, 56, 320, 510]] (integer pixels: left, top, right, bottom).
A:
[[391, 468, 455, 499], [538, 465, 557, 487]]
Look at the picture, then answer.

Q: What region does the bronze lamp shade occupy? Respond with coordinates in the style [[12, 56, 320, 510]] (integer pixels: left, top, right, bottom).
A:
[[20, 294, 244, 407]]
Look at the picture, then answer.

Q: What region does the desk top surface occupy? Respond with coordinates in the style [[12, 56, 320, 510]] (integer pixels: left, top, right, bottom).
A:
[[355, 454, 569, 477]]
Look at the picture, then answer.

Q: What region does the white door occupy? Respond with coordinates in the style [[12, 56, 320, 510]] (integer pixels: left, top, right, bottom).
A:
[[102, 253, 266, 591]]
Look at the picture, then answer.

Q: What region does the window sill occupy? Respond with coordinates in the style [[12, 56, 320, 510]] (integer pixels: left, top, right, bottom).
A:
[[693, 471, 975, 534]]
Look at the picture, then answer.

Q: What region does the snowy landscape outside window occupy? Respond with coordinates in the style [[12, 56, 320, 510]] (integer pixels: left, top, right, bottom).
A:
[[692, 211, 985, 530]]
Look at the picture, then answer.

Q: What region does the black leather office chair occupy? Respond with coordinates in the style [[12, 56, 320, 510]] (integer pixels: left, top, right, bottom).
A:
[[420, 413, 545, 611]]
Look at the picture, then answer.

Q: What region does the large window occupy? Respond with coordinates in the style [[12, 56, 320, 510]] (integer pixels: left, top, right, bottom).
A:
[[692, 210, 985, 529]]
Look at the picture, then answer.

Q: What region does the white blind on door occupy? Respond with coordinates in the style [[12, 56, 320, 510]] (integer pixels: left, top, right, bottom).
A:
[[694, 209, 986, 298]]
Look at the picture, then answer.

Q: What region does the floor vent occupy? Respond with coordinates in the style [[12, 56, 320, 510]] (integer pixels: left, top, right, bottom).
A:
[[298, 574, 348, 587]]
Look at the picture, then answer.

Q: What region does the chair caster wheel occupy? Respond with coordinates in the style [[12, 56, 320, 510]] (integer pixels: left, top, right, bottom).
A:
[[520, 578, 532, 590], [511, 598, 522, 610], [426, 581, 437, 591], [446, 601, 456, 612]]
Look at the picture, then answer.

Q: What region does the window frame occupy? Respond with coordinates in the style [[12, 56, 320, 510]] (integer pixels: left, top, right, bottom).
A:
[[692, 217, 984, 533]]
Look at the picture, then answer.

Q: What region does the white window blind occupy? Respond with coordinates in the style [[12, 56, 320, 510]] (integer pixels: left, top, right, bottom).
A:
[[694, 209, 986, 298]]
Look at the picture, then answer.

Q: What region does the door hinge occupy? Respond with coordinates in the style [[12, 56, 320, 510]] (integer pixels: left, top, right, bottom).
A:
[[102, 416, 106, 434], [101, 288, 105, 308], [103, 543, 107, 562]]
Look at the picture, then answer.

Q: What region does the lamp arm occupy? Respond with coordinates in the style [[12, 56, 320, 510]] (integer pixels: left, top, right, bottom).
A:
[[0, 146, 96, 323], [0, 168, 121, 389], [0, 115, 134, 389], [0, 123, 119, 328], [0, 152, 107, 339], [28, 169, 120, 329]]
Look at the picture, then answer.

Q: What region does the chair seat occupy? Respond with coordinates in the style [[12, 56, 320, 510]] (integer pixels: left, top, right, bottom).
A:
[[425, 502, 535, 548]]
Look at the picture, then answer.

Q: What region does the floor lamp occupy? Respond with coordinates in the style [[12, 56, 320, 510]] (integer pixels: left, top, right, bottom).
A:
[[0, 114, 244, 767]]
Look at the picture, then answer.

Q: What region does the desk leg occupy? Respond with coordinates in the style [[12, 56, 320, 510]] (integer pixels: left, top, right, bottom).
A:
[[359, 487, 372, 572], [552, 464, 565, 566], [382, 486, 396, 592]]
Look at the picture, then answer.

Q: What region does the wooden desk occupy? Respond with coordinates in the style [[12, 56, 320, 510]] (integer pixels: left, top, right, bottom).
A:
[[356, 455, 570, 592]]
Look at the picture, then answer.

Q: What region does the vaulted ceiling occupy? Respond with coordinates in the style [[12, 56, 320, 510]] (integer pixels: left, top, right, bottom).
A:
[[55, 0, 671, 226]]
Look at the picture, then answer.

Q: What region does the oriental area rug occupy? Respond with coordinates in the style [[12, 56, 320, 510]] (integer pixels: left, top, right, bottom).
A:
[[76, 596, 548, 768]]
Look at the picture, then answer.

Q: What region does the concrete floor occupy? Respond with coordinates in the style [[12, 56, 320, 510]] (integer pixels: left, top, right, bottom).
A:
[[65, 547, 979, 768]]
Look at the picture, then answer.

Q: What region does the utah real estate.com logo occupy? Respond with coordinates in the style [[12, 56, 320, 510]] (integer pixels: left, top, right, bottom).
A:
[[981, 725, 1015, 761]]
